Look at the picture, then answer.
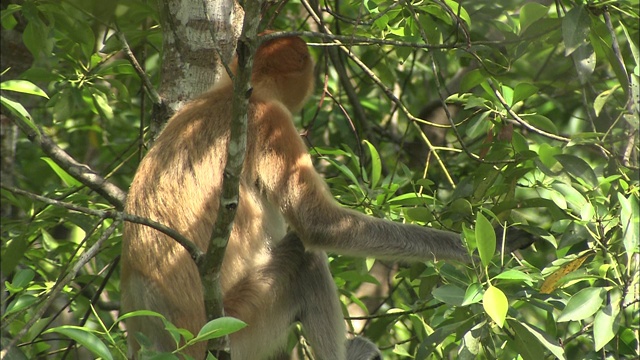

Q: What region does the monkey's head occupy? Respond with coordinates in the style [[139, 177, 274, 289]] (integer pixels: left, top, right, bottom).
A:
[[252, 35, 315, 114]]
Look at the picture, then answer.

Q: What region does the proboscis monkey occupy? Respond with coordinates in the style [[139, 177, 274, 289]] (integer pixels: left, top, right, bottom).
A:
[[121, 34, 534, 359]]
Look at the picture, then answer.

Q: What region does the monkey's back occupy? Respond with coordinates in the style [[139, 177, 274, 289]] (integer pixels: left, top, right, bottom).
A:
[[120, 88, 292, 356]]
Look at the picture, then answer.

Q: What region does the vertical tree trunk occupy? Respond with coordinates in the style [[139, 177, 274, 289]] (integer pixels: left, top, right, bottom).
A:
[[154, 1, 265, 358], [153, 0, 243, 138]]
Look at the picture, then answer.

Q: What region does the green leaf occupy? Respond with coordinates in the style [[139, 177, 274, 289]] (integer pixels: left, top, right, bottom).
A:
[[558, 287, 605, 322], [41, 157, 82, 187], [432, 284, 465, 306], [521, 114, 559, 134], [537, 143, 562, 169], [0, 95, 40, 137], [0, 80, 49, 98], [44, 326, 113, 360], [1, 5, 21, 30], [466, 111, 491, 138], [562, 6, 591, 56], [117, 309, 167, 323], [461, 282, 484, 306], [5, 269, 35, 294], [443, 0, 471, 27], [459, 323, 483, 359], [493, 269, 534, 286], [194, 317, 247, 342], [162, 318, 190, 344], [89, 88, 114, 120], [460, 69, 484, 92], [1, 235, 30, 275], [405, 207, 435, 223], [449, 198, 473, 218], [501, 85, 514, 106], [520, 3, 549, 34], [622, 24, 639, 65], [321, 158, 361, 193], [593, 86, 620, 117], [97, 59, 136, 75], [554, 154, 598, 188], [9, 268, 35, 290], [483, 285, 507, 328], [475, 212, 496, 267], [551, 183, 588, 213], [512, 83, 539, 104], [387, 192, 433, 206], [589, 18, 630, 95], [593, 290, 621, 351], [508, 319, 566, 360], [571, 43, 596, 84], [618, 193, 640, 256], [5, 294, 37, 316], [363, 140, 381, 188], [23, 18, 52, 59]]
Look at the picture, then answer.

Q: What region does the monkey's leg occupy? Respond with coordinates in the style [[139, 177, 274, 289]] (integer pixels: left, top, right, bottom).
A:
[[226, 232, 347, 360]]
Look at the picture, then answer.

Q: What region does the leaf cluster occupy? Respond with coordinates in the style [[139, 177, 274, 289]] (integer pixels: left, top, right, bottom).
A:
[[1, 0, 638, 359]]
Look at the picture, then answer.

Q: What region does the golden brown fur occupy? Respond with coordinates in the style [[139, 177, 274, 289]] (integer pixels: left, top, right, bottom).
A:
[[121, 35, 526, 359]]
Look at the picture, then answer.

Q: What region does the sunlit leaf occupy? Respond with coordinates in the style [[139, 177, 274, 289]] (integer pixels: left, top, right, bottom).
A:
[[593, 290, 621, 351], [43, 326, 113, 360], [194, 317, 247, 341], [593, 86, 620, 117], [551, 183, 588, 212], [363, 140, 381, 188], [0, 80, 49, 98], [493, 269, 534, 286], [618, 193, 640, 256], [0, 95, 40, 136], [512, 83, 539, 104], [475, 212, 496, 267], [483, 285, 507, 328], [558, 287, 605, 322], [41, 157, 82, 187]]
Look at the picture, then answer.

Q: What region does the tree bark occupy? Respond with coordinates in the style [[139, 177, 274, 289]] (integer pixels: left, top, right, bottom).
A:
[[153, 0, 243, 138]]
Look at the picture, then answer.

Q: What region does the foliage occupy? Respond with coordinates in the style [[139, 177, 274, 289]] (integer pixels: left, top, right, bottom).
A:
[[1, 0, 638, 359]]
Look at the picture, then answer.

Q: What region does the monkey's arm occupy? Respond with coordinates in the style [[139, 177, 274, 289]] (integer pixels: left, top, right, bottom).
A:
[[254, 103, 469, 262]]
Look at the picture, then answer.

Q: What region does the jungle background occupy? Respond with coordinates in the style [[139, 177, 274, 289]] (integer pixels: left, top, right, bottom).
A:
[[1, 0, 639, 359]]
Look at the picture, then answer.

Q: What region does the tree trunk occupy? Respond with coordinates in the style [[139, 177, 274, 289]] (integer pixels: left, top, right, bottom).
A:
[[153, 0, 243, 138]]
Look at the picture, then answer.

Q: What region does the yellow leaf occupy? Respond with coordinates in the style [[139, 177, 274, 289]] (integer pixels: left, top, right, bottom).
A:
[[540, 254, 591, 294]]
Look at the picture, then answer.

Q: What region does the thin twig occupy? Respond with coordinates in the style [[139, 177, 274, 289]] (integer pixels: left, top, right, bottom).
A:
[[9, 115, 127, 210], [114, 27, 162, 106], [1, 184, 203, 261], [0, 220, 119, 360], [487, 80, 571, 143]]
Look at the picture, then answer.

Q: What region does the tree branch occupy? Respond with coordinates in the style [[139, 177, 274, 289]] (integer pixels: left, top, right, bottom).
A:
[[0, 219, 119, 360], [487, 80, 572, 143], [9, 115, 127, 210], [0, 183, 203, 262], [197, 0, 263, 356], [115, 27, 163, 106]]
